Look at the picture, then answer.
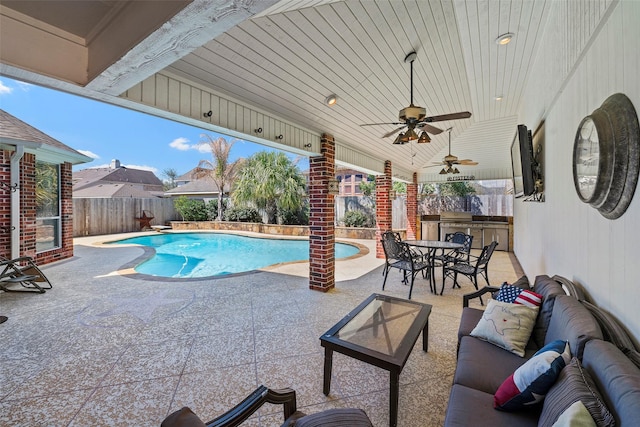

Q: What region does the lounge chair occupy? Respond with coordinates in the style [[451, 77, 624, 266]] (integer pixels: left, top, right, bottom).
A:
[[0, 256, 52, 293], [161, 385, 373, 427]]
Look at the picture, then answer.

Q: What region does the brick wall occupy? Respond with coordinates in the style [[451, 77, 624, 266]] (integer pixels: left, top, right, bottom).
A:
[[308, 135, 335, 292], [375, 160, 392, 258], [0, 150, 74, 264]]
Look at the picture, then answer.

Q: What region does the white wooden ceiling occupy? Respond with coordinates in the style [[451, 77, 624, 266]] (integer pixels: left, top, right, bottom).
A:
[[0, 0, 554, 182]]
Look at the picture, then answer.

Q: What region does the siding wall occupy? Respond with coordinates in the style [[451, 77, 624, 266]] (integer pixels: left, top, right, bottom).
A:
[[515, 0, 640, 342]]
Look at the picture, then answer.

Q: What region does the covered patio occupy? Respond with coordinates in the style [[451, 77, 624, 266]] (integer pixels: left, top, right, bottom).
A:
[[0, 234, 522, 426]]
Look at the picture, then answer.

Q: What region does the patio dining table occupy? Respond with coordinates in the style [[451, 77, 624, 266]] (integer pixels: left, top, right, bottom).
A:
[[403, 240, 463, 294]]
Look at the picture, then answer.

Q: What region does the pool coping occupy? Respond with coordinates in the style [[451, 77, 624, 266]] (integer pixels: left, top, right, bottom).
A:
[[94, 230, 370, 282]]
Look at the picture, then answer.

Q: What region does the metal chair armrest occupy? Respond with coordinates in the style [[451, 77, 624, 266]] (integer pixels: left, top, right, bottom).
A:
[[206, 386, 297, 427], [462, 286, 500, 307]]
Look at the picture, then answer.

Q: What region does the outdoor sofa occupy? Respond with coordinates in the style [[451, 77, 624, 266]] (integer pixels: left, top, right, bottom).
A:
[[444, 275, 640, 426]]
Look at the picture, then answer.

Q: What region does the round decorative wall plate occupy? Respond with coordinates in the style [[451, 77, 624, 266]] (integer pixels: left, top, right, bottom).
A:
[[572, 93, 640, 219]]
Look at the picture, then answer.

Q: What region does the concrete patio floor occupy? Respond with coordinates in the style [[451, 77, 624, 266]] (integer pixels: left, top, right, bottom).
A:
[[0, 233, 523, 426]]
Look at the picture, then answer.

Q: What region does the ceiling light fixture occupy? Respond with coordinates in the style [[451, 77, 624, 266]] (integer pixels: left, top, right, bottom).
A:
[[325, 94, 338, 106], [494, 95, 503, 101], [393, 132, 408, 144], [417, 131, 431, 144], [495, 33, 514, 45]]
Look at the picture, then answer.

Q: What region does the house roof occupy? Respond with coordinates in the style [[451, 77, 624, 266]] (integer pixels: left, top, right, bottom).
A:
[[176, 167, 209, 182], [164, 175, 226, 197], [73, 165, 163, 191], [0, 109, 92, 165], [73, 182, 162, 198]]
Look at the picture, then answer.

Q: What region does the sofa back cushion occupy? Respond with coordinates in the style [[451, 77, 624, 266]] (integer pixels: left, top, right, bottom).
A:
[[582, 339, 640, 425], [544, 295, 602, 359], [532, 275, 567, 347]]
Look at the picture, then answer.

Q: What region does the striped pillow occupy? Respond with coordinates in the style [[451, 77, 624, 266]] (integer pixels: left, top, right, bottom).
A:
[[538, 357, 616, 427]]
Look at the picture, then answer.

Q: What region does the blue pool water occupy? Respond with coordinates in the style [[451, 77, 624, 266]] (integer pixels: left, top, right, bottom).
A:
[[112, 233, 360, 278]]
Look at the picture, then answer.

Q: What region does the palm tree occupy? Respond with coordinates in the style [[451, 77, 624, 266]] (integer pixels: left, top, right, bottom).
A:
[[162, 167, 178, 190], [193, 134, 244, 220], [232, 151, 306, 224]]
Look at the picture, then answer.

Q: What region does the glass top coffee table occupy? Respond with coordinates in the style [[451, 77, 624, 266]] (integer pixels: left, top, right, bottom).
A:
[[320, 293, 432, 427]]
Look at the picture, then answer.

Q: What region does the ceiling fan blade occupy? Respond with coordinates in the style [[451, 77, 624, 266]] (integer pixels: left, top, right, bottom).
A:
[[425, 111, 472, 122], [458, 160, 478, 165], [359, 122, 405, 126], [382, 125, 407, 138], [416, 123, 443, 135]]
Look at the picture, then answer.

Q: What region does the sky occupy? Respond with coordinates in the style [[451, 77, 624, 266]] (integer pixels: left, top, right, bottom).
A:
[[0, 76, 307, 180]]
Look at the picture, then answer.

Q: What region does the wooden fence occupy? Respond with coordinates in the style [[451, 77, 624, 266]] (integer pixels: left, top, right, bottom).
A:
[[73, 198, 179, 237]]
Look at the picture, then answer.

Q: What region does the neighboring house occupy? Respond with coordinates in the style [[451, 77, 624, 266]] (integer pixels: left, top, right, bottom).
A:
[[164, 175, 227, 202], [0, 109, 92, 264], [336, 168, 371, 196], [73, 159, 164, 198], [174, 167, 208, 187]]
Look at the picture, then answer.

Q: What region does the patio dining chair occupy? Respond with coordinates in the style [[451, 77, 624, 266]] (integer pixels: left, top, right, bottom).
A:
[[0, 256, 52, 293], [381, 231, 430, 299], [161, 385, 373, 427], [434, 232, 473, 280], [442, 241, 498, 297]]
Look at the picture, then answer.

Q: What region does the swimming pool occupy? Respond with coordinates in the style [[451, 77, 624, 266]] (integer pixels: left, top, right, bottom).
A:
[[112, 233, 360, 278]]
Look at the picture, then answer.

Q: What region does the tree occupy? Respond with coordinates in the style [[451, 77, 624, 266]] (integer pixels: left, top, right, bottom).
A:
[[393, 181, 406, 194], [359, 175, 376, 196], [193, 134, 244, 221], [438, 181, 476, 197], [162, 168, 178, 190], [232, 151, 306, 224]]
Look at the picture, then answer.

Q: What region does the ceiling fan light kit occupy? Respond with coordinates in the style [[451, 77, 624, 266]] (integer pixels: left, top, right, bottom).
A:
[[417, 132, 431, 143]]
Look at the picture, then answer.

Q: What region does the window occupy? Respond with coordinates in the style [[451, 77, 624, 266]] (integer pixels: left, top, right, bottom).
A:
[[36, 161, 61, 252]]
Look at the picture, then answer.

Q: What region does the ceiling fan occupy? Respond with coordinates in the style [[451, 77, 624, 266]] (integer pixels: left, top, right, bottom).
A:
[[428, 127, 478, 174], [360, 51, 472, 144]]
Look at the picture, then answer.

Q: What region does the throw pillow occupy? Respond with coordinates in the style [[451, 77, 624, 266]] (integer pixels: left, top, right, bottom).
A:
[[538, 357, 616, 427], [161, 407, 207, 427], [494, 340, 570, 411], [470, 299, 539, 357], [289, 408, 373, 427], [495, 283, 543, 308], [552, 401, 597, 427]]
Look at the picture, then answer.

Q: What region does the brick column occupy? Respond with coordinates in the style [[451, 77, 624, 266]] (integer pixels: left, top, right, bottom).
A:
[[308, 134, 335, 292], [20, 153, 37, 259], [0, 151, 11, 258], [406, 172, 418, 240], [375, 160, 393, 258]]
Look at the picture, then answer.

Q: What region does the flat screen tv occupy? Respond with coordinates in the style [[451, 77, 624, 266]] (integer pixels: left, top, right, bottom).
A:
[[511, 124, 536, 197]]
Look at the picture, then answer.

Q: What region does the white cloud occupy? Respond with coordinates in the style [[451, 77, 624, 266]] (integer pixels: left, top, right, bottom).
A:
[[0, 80, 13, 95], [77, 150, 100, 159], [16, 81, 32, 91], [197, 143, 211, 153], [169, 137, 191, 151]]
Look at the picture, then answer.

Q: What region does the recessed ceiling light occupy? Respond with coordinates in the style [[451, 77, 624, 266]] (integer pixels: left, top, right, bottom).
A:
[[495, 33, 514, 45], [325, 94, 338, 106], [494, 95, 503, 101]]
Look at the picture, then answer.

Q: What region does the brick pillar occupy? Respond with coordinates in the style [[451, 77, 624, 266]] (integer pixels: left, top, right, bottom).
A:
[[308, 134, 335, 292], [375, 160, 393, 258], [20, 153, 37, 259], [406, 172, 418, 240], [0, 151, 11, 258]]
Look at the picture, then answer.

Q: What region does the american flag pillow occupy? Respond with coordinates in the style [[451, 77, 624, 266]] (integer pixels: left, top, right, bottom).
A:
[[495, 283, 542, 308]]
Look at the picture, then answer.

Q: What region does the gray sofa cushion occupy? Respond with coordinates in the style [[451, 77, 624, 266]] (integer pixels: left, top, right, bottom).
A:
[[288, 408, 373, 427], [457, 307, 484, 345], [454, 336, 536, 394], [544, 295, 602, 359], [444, 384, 539, 427], [581, 300, 637, 353], [582, 340, 640, 426], [532, 275, 566, 347]]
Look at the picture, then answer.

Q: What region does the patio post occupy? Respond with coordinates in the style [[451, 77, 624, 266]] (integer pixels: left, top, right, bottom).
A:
[[375, 160, 393, 258], [406, 172, 418, 240], [308, 134, 335, 292]]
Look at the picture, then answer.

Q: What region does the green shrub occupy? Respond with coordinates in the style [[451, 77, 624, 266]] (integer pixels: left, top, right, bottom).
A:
[[342, 210, 374, 228], [224, 206, 262, 223], [206, 199, 228, 220], [174, 196, 208, 221]]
